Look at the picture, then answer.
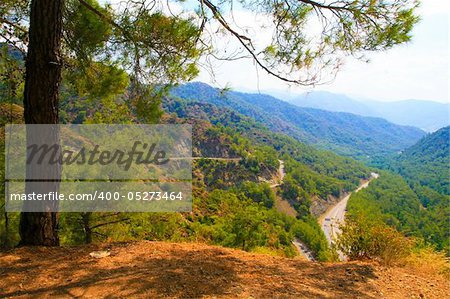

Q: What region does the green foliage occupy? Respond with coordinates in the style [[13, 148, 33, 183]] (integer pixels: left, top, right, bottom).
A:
[[347, 171, 450, 254], [0, 103, 23, 248], [60, 60, 132, 124], [238, 181, 275, 209], [337, 213, 413, 265], [284, 160, 343, 199], [2, 0, 206, 126], [0, 211, 20, 249], [64, 0, 113, 61], [64, 62, 129, 101], [132, 85, 165, 123], [116, 10, 203, 83], [219, 202, 270, 251], [292, 215, 332, 261], [191, 189, 328, 258], [389, 126, 449, 195], [195, 190, 282, 252], [170, 83, 425, 160], [364, 128, 450, 255], [0, 45, 24, 105], [0, 0, 28, 55]]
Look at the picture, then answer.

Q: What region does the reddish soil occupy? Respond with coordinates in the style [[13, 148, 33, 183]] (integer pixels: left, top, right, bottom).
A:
[[0, 241, 447, 298]]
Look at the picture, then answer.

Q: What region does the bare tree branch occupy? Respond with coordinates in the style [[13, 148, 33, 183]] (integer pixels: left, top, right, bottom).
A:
[[0, 32, 26, 55], [0, 17, 28, 33], [201, 0, 316, 85]]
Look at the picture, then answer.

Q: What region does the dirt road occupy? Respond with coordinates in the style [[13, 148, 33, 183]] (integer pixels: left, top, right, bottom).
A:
[[270, 160, 285, 188]]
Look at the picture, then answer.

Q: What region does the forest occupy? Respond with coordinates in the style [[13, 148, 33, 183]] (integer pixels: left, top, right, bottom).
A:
[[0, 0, 446, 280], [1, 95, 370, 261], [170, 82, 425, 160], [347, 170, 449, 254], [1, 43, 448, 260]]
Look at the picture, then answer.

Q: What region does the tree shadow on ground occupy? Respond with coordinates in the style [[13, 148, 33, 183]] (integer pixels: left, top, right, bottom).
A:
[[0, 242, 379, 298]]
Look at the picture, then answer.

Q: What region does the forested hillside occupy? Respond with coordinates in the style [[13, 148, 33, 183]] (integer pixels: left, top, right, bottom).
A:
[[1, 98, 372, 261], [347, 172, 449, 253], [164, 97, 370, 201], [388, 126, 450, 195], [171, 83, 425, 160], [347, 129, 450, 254]]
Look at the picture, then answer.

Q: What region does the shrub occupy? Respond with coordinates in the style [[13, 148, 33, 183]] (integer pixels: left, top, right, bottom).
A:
[[405, 245, 450, 278], [337, 213, 412, 265]]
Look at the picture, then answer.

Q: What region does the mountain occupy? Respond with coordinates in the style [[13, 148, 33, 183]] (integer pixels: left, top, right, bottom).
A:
[[162, 99, 375, 259], [288, 91, 449, 132], [170, 82, 425, 161], [163, 98, 370, 214], [348, 127, 450, 252], [391, 126, 450, 195], [287, 91, 373, 115]]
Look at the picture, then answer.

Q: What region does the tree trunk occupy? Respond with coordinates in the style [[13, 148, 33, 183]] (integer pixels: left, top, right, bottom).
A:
[[81, 212, 92, 244], [3, 210, 9, 248], [19, 0, 63, 246]]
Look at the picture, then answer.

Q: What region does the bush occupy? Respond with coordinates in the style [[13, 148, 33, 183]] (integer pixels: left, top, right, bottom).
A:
[[405, 245, 450, 278], [337, 213, 413, 265]]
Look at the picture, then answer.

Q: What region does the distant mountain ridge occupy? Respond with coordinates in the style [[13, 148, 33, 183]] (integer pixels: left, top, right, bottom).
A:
[[286, 91, 449, 132], [170, 82, 425, 160]]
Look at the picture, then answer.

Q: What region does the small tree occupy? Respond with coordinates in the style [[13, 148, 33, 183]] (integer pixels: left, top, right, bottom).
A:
[[337, 213, 413, 265]]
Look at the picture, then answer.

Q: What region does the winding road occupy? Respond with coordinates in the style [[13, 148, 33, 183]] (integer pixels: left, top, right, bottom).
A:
[[189, 158, 377, 262], [319, 172, 379, 260]]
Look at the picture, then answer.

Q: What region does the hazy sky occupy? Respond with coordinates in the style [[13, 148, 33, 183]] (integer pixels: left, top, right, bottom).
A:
[[196, 0, 449, 103]]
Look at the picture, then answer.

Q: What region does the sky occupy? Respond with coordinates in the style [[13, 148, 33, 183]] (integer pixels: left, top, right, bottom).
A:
[[195, 0, 450, 103]]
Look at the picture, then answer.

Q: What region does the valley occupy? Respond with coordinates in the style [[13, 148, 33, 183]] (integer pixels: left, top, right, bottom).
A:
[[1, 0, 448, 298], [1, 86, 448, 299]]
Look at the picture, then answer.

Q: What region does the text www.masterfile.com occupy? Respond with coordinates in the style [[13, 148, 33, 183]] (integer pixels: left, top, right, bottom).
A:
[[8, 191, 186, 201]]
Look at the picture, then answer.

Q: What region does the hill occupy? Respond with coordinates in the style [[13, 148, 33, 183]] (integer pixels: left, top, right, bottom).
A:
[[170, 82, 425, 160], [0, 241, 448, 298], [288, 91, 373, 115], [163, 98, 370, 214], [348, 127, 450, 252], [1, 98, 371, 260], [288, 91, 449, 132], [392, 126, 450, 195]]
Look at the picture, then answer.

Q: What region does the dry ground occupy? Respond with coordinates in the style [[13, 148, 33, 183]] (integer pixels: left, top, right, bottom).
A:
[[0, 241, 448, 298]]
